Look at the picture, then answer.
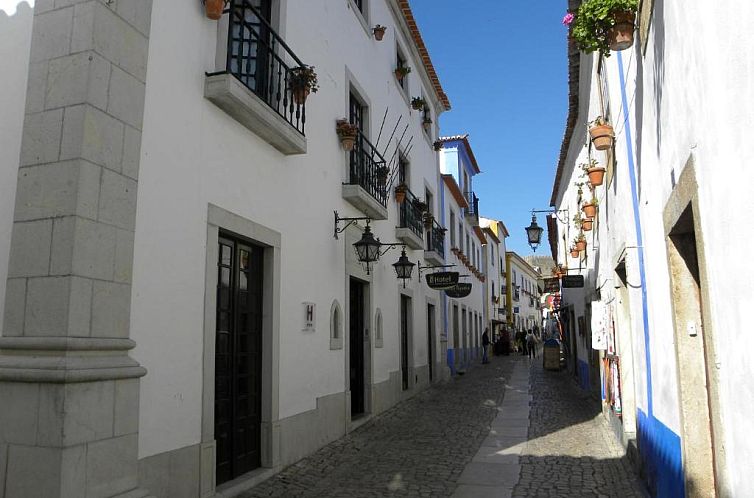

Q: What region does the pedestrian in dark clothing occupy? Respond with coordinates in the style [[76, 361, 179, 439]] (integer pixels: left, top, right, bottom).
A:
[[526, 330, 537, 358], [482, 329, 490, 364]]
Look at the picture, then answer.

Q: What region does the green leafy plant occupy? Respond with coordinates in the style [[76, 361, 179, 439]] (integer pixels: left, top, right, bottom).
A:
[[567, 0, 638, 56], [580, 159, 600, 175], [572, 213, 584, 229], [288, 65, 319, 93], [395, 66, 411, 78], [411, 97, 426, 111]]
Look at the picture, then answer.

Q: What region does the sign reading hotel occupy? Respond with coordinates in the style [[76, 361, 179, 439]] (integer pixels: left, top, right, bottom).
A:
[[426, 272, 459, 290], [444, 283, 472, 298]]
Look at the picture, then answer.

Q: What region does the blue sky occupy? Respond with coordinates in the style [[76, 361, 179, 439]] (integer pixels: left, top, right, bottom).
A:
[[411, 0, 568, 256]]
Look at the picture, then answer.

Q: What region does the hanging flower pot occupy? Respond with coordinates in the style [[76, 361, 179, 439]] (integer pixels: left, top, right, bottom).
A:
[[582, 218, 594, 232], [394, 183, 408, 204], [373, 25, 387, 41], [589, 118, 614, 151], [288, 65, 319, 106], [411, 97, 426, 111], [570, 248, 580, 258], [608, 11, 636, 51], [376, 166, 389, 185], [432, 140, 443, 152], [204, 0, 226, 20], [582, 200, 597, 219], [423, 212, 434, 230], [575, 239, 587, 252], [394, 66, 411, 81], [335, 119, 359, 151], [587, 165, 606, 187]]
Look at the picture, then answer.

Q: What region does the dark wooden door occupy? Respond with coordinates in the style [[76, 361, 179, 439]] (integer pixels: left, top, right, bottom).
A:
[[215, 236, 264, 485], [427, 304, 435, 382], [349, 279, 365, 416], [400, 295, 410, 391]]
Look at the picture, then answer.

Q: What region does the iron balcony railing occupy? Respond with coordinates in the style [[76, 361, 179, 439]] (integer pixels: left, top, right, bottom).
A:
[[348, 130, 388, 207], [426, 219, 445, 256], [399, 189, 424, 239], [464, 191, 479, 221], [216, 0, 308, 135]]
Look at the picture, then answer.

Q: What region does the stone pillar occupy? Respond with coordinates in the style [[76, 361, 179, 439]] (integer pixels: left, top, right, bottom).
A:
[[0, 1, 153, 497]]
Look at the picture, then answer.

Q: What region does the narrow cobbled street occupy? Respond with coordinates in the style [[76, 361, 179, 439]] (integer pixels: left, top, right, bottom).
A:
[[241, 355, 646, 497]]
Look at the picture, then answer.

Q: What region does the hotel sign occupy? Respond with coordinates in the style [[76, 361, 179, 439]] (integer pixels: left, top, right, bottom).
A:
[[426, 272, 459, 290], [444, 283, 472, 298], [561, 275, 585, 288]]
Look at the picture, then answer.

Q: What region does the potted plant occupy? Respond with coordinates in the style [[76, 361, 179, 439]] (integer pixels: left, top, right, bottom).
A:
[[582, 218, 594, 232], [565, 0, 638, 56], [574, 233, 587, 252], [432, 140, 443, 152], [394, 65, 411, 81], [376, 165, 389, 184], [573, 213, 584, 230], [570, 246, 581, 258], [582, 197, 598, 219], [423, 212, 434, 229], [589, 117, 614, 151], [373, 25, 387, 41], [411, 97, 426, 111], [394, 183, 408, 204], [288, 65, 319, 105], [584, 160, 607, 187], [413, 199, 428, 212], [335, 119, 359, 151], [204, 0, 227, 20]]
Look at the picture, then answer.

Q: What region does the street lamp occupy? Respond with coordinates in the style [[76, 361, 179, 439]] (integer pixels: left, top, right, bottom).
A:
[[392, 249, 415, 287], [353, 224, 382, 274], [525, 214, 544, 252]]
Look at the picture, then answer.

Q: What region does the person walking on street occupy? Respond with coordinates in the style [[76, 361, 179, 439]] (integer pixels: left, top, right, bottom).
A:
[[482, 328, 490, 364], [526, 330, 537, 359]]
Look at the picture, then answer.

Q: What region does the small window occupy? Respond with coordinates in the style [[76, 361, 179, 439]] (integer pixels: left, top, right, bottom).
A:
[[399, 155, 409, 186], [330, 300, 343, 350], [396, 50, 407, 90], [375, 309, 384, 348]]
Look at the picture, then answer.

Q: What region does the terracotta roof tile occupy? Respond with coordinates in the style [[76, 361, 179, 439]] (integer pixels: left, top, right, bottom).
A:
[[397, 0, 451, 111]]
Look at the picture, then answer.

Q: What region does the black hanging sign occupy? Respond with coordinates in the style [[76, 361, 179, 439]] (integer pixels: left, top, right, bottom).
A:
[[543, 277, 560, 294], [426, 271, 459, 290], [444, 283, 472, 298], [561, 275, 585, 288]]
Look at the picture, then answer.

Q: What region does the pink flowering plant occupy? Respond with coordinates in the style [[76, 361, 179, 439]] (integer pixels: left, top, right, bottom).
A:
[[566, 0, 638, 56]]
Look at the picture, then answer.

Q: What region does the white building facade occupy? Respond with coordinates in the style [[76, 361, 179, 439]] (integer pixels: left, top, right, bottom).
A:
[[0, 1, 502, 497], [505, 252, 540, 334], [550, 2, 754, 497]]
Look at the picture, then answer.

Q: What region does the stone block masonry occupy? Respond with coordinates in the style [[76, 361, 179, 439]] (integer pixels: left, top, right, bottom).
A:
[[0, 1, 154, 497]]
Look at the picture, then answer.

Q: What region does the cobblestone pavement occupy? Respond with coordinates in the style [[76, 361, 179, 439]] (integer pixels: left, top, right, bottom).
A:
[[242, 357, 515, 497], [242, 354, 647, 497], [513, 358, 647, 498]]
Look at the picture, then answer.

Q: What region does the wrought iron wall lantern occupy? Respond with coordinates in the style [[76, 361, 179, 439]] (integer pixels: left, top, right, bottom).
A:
[[525, 208, 569, 252], [334, 211, 414, 280]]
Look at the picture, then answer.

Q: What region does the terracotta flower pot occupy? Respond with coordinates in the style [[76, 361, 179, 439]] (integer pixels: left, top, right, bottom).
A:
[[570, 249, 580, 258], [394, 69, 406, 81], [204, 0, 225, 20], [589, 124, 614, 151], [587, 166, 606, 187], [395, 189, 406, 204], [575, 240, 587, 252], [582, 219, 594, 232], [582, 202, 597, 219], [373, 26, 386, 41], [340, 137, 356, 151], [292, 87, 310, 106], [608, 11, 636, 51]]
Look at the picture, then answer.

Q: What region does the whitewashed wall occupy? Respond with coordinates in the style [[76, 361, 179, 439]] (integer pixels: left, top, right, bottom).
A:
[[132, 0, 447, 459]]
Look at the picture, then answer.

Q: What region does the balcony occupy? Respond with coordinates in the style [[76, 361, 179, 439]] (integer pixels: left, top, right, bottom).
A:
[[342, 130, 389, 220], [424, 219, 446, 266], [204, 0, 308, 155], [464, 191, 480, 225], [395, 189, 424, 250]]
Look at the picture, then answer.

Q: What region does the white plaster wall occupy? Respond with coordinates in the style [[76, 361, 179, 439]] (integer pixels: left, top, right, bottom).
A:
[[554, 2, 754, 491], [0, 2, 33, 334], [132, 0, 449, 458]]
